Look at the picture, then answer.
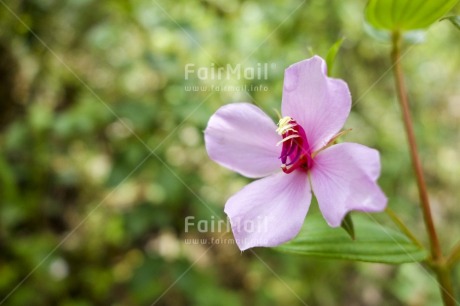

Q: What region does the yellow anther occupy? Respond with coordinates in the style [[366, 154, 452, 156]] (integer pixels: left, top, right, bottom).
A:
[[276, 134, 300, 146], [276, 116, 295, 135]]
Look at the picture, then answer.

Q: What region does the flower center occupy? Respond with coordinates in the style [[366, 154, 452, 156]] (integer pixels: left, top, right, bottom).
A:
[[276, 116, 312, 174]]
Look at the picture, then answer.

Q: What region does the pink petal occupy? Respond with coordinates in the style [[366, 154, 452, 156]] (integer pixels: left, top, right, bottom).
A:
[[310, 143, 387, 227], [224, 171, 311, 250], [346, 143, 381, 181], [204, 103, 281, 178], [281, 56, 351, 151]]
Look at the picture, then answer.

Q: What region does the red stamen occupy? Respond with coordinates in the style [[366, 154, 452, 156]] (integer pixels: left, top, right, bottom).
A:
[[277, 118, 311, 173]]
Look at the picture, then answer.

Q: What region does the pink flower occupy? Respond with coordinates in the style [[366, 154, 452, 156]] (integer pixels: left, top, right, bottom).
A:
[[204, 56, 387, 251]]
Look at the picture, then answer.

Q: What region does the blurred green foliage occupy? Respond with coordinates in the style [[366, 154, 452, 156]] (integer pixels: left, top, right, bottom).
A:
[[366, 0, 459, 31], [0, 0, 459, 305]]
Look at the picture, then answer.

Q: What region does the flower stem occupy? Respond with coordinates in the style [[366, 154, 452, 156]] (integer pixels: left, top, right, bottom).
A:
[[385, 207, 423, 249], [391, 31, 455, 306], [447, 241, 460, 267]]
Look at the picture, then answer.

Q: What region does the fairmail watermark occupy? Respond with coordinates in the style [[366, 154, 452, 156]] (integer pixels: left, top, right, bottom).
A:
[[184, 84, 269, 92], [185, 63, 274, 81], [184, 62, 276, 92], [184, 215, 268, 233], [183, 215, 271, 246]]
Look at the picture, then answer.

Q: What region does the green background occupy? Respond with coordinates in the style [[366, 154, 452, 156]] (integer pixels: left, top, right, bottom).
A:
[[1, 0, 460, 305]]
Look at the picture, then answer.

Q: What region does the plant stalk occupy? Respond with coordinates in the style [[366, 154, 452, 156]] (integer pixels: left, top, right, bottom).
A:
[[385, 207, 423, 249], [391, 31, 455, 306], [447, 241, 460, 268]]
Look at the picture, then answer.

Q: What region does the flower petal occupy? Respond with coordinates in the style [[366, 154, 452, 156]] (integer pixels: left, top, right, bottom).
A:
[[310, 143, 387, 227], [204, 103, 281, 178], [224, 171, 311, 250], [346, 143, 381, 181], [281, 56, 351, 151]]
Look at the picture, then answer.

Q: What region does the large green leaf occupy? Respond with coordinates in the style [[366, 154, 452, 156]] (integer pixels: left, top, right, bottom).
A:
[[275, 214, 428, 264], [366, 0, 459, 31]]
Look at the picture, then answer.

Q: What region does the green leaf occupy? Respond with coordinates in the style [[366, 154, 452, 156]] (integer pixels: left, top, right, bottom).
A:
[[325, 37, 345, 76], [275, 214, 428, 264], [340, 213, 355, 240], [365, 0, 459, 31], [441, 16, 460, 31]]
